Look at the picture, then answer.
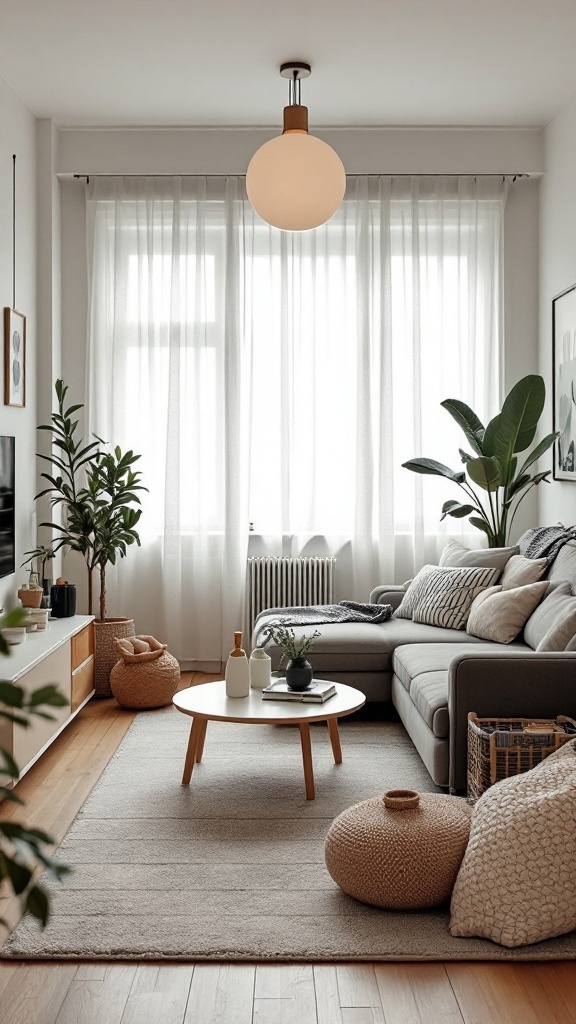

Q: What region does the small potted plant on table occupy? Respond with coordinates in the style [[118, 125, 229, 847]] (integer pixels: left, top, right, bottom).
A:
[[261, 625, 321, 691]]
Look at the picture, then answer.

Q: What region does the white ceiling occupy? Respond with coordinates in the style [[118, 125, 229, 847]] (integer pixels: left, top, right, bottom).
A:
[[1, 0, 575, 128]]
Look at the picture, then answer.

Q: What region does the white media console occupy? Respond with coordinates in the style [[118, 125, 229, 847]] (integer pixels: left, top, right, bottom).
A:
[[0, 615, 95, 779]]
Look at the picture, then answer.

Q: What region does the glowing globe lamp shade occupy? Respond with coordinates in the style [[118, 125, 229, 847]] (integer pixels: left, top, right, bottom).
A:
[[246, 130, 346, 231]]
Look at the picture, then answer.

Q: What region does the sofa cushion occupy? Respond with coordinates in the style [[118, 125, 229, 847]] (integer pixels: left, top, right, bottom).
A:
[[439, 539, 518, 572], [393, 641, 500, 738], [394, 564, 436, 619], [466, 581, 549, 644], [500, 554, 548, 589], [546, 541, 576, 584], [523, 582, 573, 650], [263, 619, 488, 674], [410, 565, 500, 629]]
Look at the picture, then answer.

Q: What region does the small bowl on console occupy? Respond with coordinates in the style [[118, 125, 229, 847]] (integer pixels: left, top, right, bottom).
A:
[[1, 627, 26, 645]]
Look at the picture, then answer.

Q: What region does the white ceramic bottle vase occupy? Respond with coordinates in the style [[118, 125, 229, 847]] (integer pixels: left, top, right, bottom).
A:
[[249, 647, 272, 690], [225, 631, 250, 697]]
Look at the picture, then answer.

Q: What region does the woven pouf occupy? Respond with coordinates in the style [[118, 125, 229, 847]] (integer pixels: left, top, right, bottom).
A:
[[110, 635, 180, 709], [325, 789, 472, 910]]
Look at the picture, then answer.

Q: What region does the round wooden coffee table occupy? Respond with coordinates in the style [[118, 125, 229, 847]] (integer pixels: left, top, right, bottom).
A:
[[173, 680, 366, 800]]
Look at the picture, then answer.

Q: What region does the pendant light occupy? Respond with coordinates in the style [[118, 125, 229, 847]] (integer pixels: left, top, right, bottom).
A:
[[246, 62, 346, 231]]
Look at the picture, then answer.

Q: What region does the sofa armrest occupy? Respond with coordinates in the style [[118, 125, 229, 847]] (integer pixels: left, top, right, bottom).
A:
[[448, 649, 576, 792], [369, 584, 406, 609]]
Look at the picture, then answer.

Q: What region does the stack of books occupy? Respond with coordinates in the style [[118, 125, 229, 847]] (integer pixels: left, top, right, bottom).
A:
[[261, 679, 336, 703]]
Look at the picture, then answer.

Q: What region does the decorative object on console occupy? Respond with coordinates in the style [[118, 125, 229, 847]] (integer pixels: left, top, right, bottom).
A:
[[225, 631, 250, 697], [259, 623, 321, 690], [246, 62, 346, 231], [552, 283, 576, 480], [110, 635, 180, 709], [403, 374, 558, 546], [36, 379, 146, 695], [50, 579, 77, 618], [21, 545, 56, 600], [466, 580, 549, 644], [17, 580, 43, 608], [249, 645, 272, 690], [466, 712, 576, 801], [325, 789, 472, 910], [451, 738, 576, 947]]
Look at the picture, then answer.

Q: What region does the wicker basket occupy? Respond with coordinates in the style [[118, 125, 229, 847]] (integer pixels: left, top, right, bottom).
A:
[[467, 712, 576, 801], [110, 635, 180, 709], [93, 618, 135, 697]]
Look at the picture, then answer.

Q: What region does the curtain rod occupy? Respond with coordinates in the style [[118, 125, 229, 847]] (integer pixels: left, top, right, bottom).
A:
[[73, 172, 529, 184]]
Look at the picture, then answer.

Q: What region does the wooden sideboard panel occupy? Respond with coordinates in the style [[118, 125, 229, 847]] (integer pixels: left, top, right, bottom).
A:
[[13, 643, 72, 772], [72, 658, 95, 712], [71, 624, 94, 671]]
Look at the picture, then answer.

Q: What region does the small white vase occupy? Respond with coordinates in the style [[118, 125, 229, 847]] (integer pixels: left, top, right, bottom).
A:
[[225, 631, 250, 697], [249, 647, 272, 690]]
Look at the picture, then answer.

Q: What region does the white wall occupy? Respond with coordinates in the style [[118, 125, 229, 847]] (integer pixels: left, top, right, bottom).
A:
[[0, 79, 37, 610], [539, 93, 576, 527]]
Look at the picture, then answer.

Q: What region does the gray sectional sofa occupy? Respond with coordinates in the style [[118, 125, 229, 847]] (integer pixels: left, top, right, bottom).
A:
[[256, 537, 576, 792]]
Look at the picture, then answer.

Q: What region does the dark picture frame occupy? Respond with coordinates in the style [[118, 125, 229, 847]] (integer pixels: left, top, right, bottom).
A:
[[552, 284, 576, 480], [3, 307, 26, 408]]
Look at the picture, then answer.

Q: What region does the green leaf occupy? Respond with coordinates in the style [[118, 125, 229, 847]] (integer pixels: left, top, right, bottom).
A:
[[492, 375, 546, 469], [517, 432, 559, 477], [440, 500, 476, 520], [466, 456, 503, 492], [25, 886, 50, 927], [0, 683, 25, 707], [2, 856, 33, 895], [402, 458, 465, 483], [0, 748, 20, 779], [440, 399, 485, 455], [468, 516, 495, 540]]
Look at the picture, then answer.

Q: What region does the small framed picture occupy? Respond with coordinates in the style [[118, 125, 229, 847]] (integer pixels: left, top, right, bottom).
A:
[[4, 307, 26, 408]]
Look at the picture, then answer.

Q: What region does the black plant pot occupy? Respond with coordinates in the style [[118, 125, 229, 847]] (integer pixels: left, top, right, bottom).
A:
[[285, 656, 313, 691]]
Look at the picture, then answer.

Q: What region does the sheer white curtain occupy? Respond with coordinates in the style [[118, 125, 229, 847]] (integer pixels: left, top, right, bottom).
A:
[[85, 174, 507, 666]]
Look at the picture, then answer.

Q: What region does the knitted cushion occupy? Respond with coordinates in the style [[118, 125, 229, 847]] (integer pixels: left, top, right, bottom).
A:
[[450, 739, 576, 947]]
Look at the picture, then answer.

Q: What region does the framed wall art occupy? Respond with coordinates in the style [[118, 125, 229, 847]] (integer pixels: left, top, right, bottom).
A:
[[552, 284, 576, 480], [4, 307, 26, 408]]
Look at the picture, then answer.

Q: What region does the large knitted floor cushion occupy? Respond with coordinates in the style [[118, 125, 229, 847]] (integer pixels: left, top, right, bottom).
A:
[[325, 789, 472, 909], [450, 738, 576, 947]]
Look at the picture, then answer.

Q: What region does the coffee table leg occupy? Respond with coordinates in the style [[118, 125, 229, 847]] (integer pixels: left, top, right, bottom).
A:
[[195, 719, 208, 763], [299, 722, 315, 801], [327, 717, 342, 764], [182, 717, 203, 785]]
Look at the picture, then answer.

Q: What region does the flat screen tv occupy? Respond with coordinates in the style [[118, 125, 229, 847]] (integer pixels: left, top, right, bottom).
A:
[[0, 436, 15, 578]]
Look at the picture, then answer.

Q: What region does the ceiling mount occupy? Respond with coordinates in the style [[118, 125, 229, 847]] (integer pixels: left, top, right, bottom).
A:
[[279, 62, 311, 80]]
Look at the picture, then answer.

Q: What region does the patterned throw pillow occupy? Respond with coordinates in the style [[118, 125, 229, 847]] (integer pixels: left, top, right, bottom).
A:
[[450, 739, 576, 947], [394, 565, 437, 620], [409, 565, 500, 630]]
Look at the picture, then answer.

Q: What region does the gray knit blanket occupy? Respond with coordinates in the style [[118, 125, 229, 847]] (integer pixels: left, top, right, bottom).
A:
[[254, 600, 392, 648], [519, 524, 576, 565]]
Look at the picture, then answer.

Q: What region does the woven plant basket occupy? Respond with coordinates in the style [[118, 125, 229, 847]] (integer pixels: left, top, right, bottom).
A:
[[93, 618, 135, 697], [110, 635, 180, 709]]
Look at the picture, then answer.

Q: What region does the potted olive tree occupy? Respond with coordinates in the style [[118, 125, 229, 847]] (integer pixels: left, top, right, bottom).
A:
[[37, 380, 146, 695]]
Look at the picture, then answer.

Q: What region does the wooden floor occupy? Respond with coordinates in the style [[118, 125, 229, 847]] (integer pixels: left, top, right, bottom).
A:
[[1, 672, 575, 1024]]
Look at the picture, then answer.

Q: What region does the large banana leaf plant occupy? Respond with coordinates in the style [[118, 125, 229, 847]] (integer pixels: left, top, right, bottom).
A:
[[402, 375, 558, 547]]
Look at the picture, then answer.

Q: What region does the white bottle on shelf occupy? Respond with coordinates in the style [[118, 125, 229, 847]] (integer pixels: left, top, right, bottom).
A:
[[249, 647, 272, 690], [225, 631, 250, 697]]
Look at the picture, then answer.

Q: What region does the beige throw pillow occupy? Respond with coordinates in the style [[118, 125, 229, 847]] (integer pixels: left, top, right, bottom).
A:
[[523, 582, 576, 651], [439, 540, 518, 573], [409, 565, 500, 630], [450, 739, 576, 947], [466, 580, 549, 644], [499, 554, 548, 590]]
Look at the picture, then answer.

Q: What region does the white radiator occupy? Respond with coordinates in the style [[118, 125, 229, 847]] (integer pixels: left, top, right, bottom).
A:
[[246, 556, 336, 638]]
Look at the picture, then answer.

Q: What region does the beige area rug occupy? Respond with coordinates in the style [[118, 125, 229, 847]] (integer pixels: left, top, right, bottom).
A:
[[4, 706, 576, 961]]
